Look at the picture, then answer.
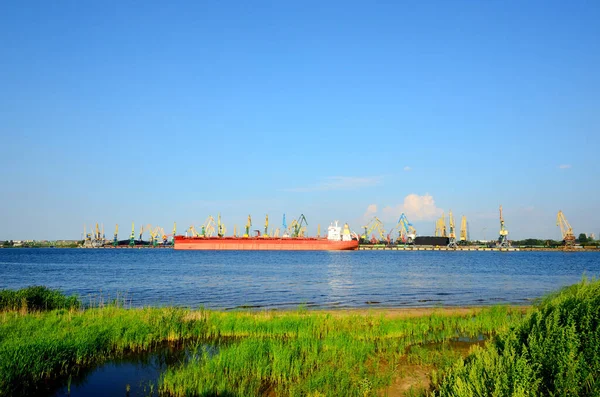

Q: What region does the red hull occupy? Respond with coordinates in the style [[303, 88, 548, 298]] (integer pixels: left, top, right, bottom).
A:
[[174, 236, 359, 251]]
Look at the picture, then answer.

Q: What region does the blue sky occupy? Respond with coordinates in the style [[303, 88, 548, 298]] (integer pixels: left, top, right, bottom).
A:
[[1, 0, 599, 241]]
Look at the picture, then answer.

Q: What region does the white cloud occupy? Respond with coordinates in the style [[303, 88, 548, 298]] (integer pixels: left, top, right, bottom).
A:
[[285, 176, 383, 192], [558, 164, 572, 169], [362, 204, 378, 223], [380, 193, 443, 221], [403, 166, 412, 171]]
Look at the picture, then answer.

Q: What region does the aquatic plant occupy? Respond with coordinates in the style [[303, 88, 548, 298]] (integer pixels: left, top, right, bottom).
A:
[[0, 294, 523, 396], [0, 286, 80, 312], [430, 278, 600, 396]]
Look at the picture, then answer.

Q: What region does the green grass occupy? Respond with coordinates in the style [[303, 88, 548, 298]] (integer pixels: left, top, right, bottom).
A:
[[2, 281, 598, 396], [430, 278, 600, 396], [0, 286, 80, 311]]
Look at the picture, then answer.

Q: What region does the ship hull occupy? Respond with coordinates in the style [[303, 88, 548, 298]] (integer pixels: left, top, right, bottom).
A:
[[174, 236, 359, 251]]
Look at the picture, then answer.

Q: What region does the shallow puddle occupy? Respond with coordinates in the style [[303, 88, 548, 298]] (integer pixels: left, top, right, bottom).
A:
[[22, 342, 219, 397]]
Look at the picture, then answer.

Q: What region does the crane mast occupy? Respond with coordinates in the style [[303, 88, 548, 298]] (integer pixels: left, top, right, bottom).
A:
[[556, 210, 575, 249], [448, 210, 457, 248], [497, 205, 510, 248], [244, 215, 252, 237], [435, 212, 447, 237], [264, 214, 269, 238], [361, 217, 384, 244], [129, 222, 135, 247], [217, 214, 224, 237], [460, 216, 467, 242], [395, 213, 416, 244]]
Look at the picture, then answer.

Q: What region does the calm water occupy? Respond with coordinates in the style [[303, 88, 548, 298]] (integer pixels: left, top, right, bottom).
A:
[[1, 248, 599, 309]]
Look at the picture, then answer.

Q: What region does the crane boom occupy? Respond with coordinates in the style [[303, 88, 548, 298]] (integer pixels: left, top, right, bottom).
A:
[[361, 216, 384, 243], [497, 205, 510, 248], [395, 213, 416, 244], [460, 216, 467, 242], [130, 222, 135, 247], [244, 215, 252, 237], [264, 214, 269, 238], [556, 210, 575, 249], [448, 210, 457, 248]]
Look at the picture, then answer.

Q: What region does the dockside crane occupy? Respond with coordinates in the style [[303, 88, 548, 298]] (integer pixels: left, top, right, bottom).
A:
[[460, 216, 467, 243], [290, 214, 308, 237], [264, 214, 269, 238], [129, 222, 135, 247], [448, 210, 457, 248], [202, 216, 216, 237], [435, 213, 447, 237], [556, 210, 576, 249], [113, 224, 118, 247], [395, 213, 416, 244], [217, 214, 225, 237], [138, 224, 145, 243], [282, 214, 289, 237], [244, 215, 252, 237], [497, 205, 510, 248], [361, 217, 384, 244]]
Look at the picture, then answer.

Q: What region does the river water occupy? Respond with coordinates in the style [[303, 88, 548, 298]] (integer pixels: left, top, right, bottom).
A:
[[1, 248, 599, 309]]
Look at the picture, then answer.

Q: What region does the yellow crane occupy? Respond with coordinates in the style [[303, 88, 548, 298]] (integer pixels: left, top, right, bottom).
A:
[[460, 216, 467, 242], [130, 222, 135, 247], [244, 215, 252, 237], [217, 214, 226, 237], [556, 210, 576, 249], [289, 214, 308, 237], [264, 214, 269, 238], [202, 216, 216, 237], [172, 222, 176, 245], [113, 224, 119, 247], [498, 205, 509, 248], [187, 225, 200, 237], [138, 224, 145, 242], [435, 212, 447, 237], [448, 210, 457, 248], [361, 217, 384, 243]]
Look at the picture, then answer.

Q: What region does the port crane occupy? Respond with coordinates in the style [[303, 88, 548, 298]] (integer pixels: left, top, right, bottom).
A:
[[217, 214, 226, 237], [138, 224, 145, 243], [435, 213, 447, 237], [396, 213, 416, 244], [129, 222, 135, 247], [282, 214, 289, 237], [361, 217, 384, 243], [113, 224, 118, 247], [202, 216, 216, 237], [264, 214, 269, 238], [497, 205, 510, 248], [556, 210, 576, 249], [83, 225, 91, 243], [244, 215, 252, 237], [447, 210, 457, 248], [460, 216, 467, 242], [289, 214, 308, 238]]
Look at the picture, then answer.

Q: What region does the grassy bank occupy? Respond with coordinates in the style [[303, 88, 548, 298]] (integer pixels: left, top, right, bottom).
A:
[[0, 280, 598, 396]]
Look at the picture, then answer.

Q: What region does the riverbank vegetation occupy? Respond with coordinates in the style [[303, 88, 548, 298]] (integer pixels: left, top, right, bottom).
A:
[[0, 279, 598, 396]]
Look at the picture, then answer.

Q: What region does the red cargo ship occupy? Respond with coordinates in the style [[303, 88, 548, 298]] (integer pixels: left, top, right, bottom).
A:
[[174, 221, 359, 251], [174, 236, 358, 250]]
